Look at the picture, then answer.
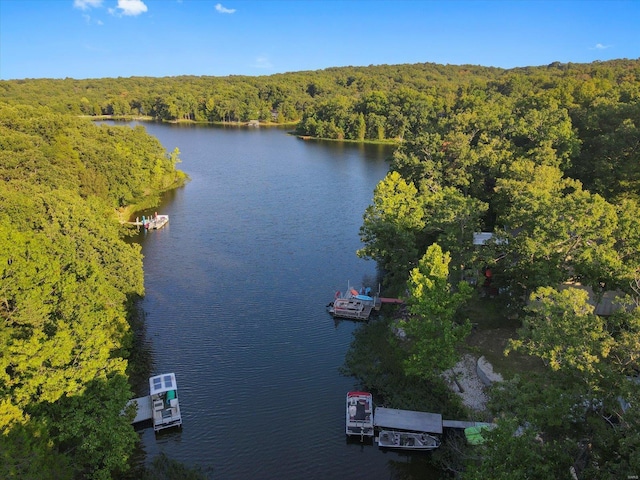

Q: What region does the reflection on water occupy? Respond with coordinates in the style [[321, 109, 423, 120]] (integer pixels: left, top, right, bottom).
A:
[[116, 122, 442, 479]]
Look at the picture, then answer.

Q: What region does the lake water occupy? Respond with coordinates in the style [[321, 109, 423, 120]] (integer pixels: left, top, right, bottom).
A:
[[120, 122, 440, 479]]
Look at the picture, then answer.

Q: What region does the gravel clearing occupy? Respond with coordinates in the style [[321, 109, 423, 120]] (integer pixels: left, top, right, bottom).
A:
[[442, 354, 494, 412]]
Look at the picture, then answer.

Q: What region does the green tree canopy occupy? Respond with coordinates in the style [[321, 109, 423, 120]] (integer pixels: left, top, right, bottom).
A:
[[358, 171, 425, 290], [400, 244, 472, 378]]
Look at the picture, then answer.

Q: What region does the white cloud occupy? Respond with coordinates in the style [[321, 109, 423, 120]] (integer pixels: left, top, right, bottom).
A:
[[74, 0, 103, 10], [82, 12, 104, 25], [116, 0, 148, 16], [253, 56, 273, 69], [593, 43, 611, 50], [215, 3, 236, 14]]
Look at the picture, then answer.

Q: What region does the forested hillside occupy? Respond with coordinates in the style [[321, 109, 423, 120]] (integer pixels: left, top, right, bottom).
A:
[[0, 63, 503, 126], [0, 104, 186, 479], [1, 58, 639, 478], [349, 59, 640, 478]]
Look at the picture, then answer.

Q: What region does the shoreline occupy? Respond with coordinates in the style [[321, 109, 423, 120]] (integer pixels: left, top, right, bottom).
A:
[[86, 115, 399, 146]]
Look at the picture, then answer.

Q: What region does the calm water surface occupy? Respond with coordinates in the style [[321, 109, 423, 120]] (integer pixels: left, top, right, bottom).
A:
[[121, 123, 440, 479]]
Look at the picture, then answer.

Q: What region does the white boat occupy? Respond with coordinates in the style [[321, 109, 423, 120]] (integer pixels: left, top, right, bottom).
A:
[[377, 429, 441, 450], [346, 391, 374, 439], [328, 284, 380, 320], [144, 214, 169, 230], [149, 373, 182, 432]]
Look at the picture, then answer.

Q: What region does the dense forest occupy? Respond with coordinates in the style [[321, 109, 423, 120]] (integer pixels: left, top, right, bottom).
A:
[[0, 63, 504, 127], [0, 104, 186, 479], [349, 59, 640, 478], [1, 58, 639, 478]]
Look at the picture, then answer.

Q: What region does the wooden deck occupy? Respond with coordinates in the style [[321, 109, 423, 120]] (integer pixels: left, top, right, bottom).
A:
[[127, 395, 152, 424], [379, 297, 404, 305]]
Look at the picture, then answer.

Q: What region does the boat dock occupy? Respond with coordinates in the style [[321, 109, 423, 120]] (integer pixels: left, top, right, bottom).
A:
[[124, 373, 183, 432], [123, 213, 169, 230], [328, 282, 383, 321], [127, 395, 153, 424], [372, 406, 494, 434], [144, 214, 169, 230], [374, 407, 443, 434]]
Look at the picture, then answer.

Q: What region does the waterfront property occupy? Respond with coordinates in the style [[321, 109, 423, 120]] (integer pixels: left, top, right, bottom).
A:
[[370, 405, 494, 450]]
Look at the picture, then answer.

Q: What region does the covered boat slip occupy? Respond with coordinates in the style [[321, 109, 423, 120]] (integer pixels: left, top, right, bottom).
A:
[[374, 407, 443, 435], [377, 429, 441, 450]]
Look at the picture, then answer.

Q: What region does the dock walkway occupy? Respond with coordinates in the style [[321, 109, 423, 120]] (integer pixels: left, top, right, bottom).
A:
[[379, 297, 404, 305], [374, 407, 443, 434], [372, 406, 494, 434], [127, 395, 152, 424], [442, 419, 494, 430]]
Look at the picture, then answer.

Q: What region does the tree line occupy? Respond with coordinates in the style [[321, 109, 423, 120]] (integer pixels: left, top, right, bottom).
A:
[[352, 59, 640, 478], [1, 58, 639, 478], [0, 103, 186, 479], [0, 62, 517, 127]]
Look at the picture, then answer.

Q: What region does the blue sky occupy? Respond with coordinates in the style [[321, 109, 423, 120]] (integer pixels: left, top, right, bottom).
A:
[[1, 0, 638, 80]]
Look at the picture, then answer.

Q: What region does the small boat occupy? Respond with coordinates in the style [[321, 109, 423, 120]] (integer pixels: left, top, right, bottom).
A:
[[150, 373, 182, 432], [143, 213, 169, 230], [346, 391, 374, 439], [328, 283, 380, 321], [377, 429, 441, 450]]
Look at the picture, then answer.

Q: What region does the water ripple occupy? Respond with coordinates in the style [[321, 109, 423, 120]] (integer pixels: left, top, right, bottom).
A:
[[130, 125, 440, 479]]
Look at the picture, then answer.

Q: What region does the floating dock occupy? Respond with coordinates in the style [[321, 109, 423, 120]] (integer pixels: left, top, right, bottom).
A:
[[124, 214, 169, 230]]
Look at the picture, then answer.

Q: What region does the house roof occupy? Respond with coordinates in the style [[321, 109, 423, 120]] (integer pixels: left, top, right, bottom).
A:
[[559, 282, 624, 316]]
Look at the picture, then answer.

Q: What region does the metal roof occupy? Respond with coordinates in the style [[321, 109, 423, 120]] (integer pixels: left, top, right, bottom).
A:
[[374, 407, 443, 434]]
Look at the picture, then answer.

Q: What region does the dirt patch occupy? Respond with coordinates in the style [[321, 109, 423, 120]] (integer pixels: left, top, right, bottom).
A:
[[443, 354, 490, 412], [459, 295, 544, 379]]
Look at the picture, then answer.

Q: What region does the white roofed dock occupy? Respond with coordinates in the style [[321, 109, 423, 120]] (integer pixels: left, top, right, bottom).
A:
[[374, 407, 443, 434]]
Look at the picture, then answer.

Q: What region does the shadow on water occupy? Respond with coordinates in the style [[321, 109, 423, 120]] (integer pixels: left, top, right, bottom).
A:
[[115, 122, 451, 479]]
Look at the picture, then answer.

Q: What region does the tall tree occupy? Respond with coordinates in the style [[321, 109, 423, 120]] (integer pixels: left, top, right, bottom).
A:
[[494, 160, 620, 299], [400, 244, 472, 378], [358, 171, 425, 291]]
